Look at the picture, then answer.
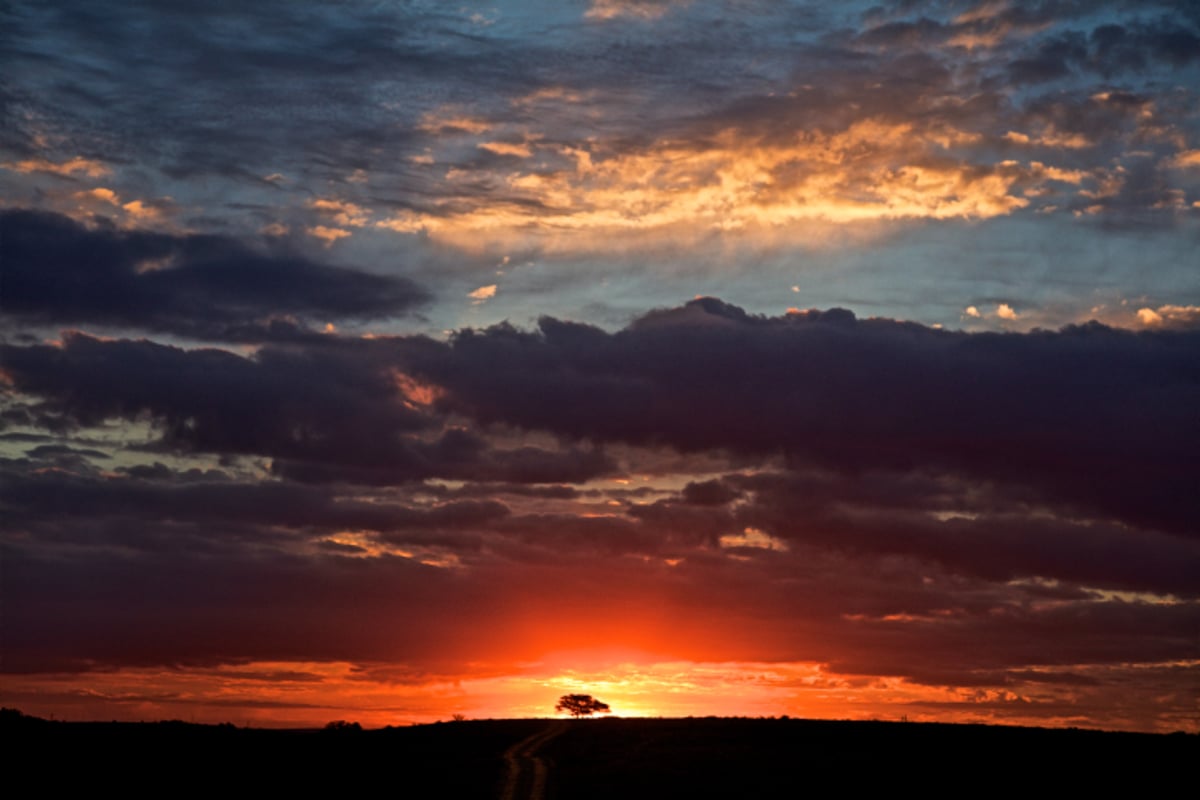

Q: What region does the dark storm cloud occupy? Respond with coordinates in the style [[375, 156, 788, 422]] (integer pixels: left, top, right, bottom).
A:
[[419, 482, 582, 501], [680, 478, 743, 506], [0, 331, 615, 486], [0, 209, 428, 338], [1087, 18, 1200, 75], [25, 443, 109, 461], [856, 17, 948, 49], [1007, 33, 1088, 85], [4, 297, 1195, 591], [0, 331, 425, 454], [118, 462, 230, 482], [620, 538, 1200, 679], [998, 17, 1200, 85], [856, 4, 1200, 78], [764, 473, 1198, 596], [0, 544, 489, 672], [269, 435, 615, 487], [826, 596, 1200, 680], [1015, 88, 1145, 144], [3, 461, 1195, 686], [403, 298, 1200, 537], [0, 460, 509, 541], [616, 468, 1200, 597]]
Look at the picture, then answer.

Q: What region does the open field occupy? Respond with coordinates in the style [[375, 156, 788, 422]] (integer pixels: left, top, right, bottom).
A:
[[6, 710, 1195, 796]]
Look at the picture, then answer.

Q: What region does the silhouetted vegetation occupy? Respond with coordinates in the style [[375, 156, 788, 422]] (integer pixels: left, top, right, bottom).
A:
[[2, 707, 538, 794], [322, 719, 362, 734], [555, 694, 610, 718], [3, 709, 1192, 795]]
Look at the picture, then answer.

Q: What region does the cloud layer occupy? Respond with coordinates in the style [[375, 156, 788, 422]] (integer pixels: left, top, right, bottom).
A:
[[2, 210, 428, 339], [2, 0, 1198, 731], [4, 299, 1197, 729]]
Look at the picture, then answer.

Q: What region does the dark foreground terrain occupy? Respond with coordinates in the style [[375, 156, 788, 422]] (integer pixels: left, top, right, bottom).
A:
[[5, 709, 1194, 796]]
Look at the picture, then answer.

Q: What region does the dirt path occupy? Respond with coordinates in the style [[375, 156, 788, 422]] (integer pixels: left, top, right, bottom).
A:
[[499, 720, 568, 800]]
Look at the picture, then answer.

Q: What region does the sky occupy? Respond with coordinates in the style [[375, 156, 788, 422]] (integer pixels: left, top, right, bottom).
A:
[[1, 0, 1198, 733]]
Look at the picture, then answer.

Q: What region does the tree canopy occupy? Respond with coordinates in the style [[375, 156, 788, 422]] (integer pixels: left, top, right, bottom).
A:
[[555, 694, 610, 718]]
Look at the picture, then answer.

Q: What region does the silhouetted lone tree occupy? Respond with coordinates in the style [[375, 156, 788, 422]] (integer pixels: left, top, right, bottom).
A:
[[556, 694, 610, 718]]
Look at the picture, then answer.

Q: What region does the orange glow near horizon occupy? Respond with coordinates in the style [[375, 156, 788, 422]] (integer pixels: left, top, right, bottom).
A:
[[6, 656, 1196, 733], [0, 658, 867, 727]]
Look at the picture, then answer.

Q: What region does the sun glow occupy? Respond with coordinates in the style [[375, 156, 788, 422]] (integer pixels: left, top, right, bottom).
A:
[[8, 654, 1198, 732]]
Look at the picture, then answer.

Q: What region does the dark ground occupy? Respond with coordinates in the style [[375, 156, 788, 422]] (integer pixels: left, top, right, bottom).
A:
[[5, 708, 1194, 796]]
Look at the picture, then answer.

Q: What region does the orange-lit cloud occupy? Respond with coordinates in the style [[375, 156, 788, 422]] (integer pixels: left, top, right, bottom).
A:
[[121, 199, 162, 221], [418, 109, 492, 135], [1136, 304, 1200, 327], [479, 141, 533, 158], [469, 284, 498, 303], [309, 198, 369, 227], [375, 213, 425, 234], [308, 225, 351, 244], [1025, 161, 1087, 184], [952, 0, 1011, 26], [376, 119, 1042, 251], [392, 370, 445, 409], [585, 0, 687, 22], [3, 156, 111, 178], [1170, 149, 1200, 168], [719, 527, 788, 552], [942, 1, 1053, 50], [515, 86, 589, 106], [68, 188, 172, 225], [1004, 128, 1092, 149], [77, 187, 120, 205]]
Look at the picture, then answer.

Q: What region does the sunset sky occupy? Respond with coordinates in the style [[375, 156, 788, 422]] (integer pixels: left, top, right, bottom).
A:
[[2, 0, 1198, 733]]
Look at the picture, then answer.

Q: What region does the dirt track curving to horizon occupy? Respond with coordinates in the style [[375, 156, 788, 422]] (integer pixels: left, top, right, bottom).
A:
[[500, 720, 568, 800]]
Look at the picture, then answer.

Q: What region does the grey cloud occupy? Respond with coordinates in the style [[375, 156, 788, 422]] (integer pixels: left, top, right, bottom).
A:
[[0, 332, 615, 486], [1, 209, 429, 339], [0, 460, 510, 541], [402, 299, 1200, 537]]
